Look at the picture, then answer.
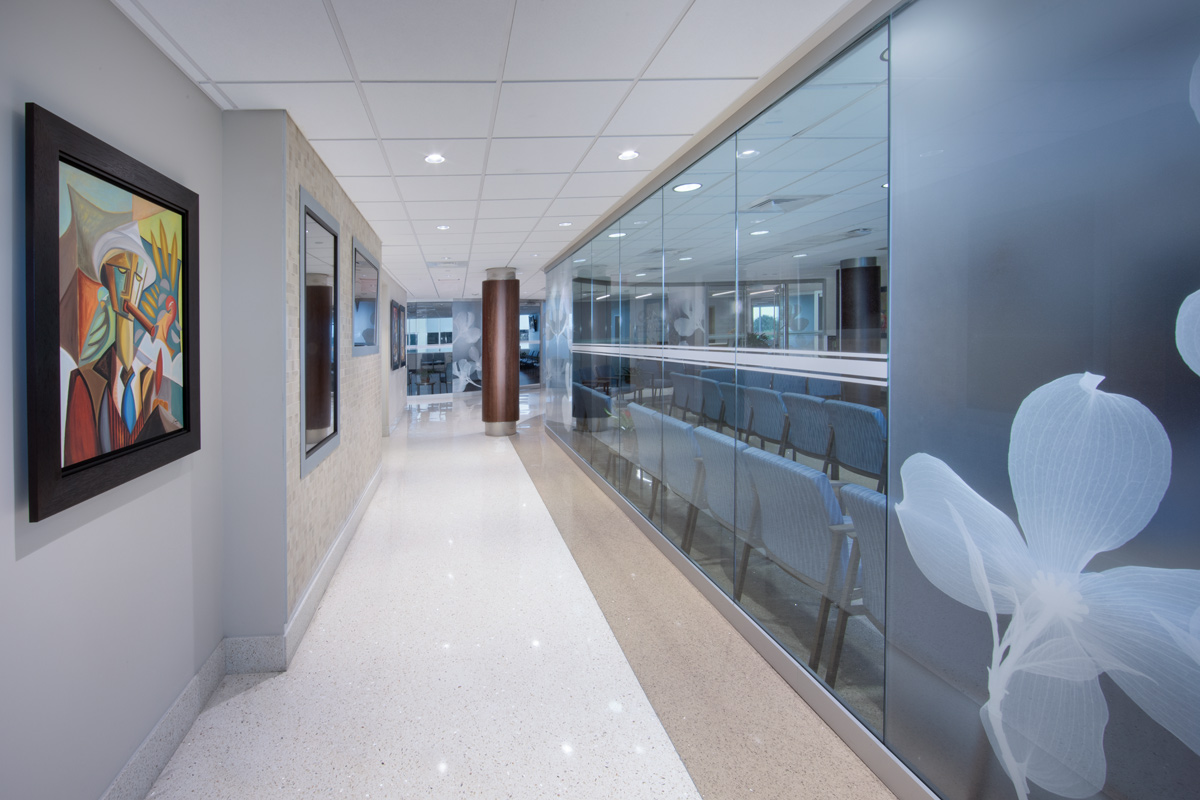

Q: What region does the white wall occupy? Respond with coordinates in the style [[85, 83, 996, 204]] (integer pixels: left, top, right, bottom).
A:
[[221, 111, 288, 637], [0, 0, 224, 798]]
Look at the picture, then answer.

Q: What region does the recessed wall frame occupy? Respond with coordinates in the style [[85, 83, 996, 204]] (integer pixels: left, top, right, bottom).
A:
[[299, 186, 339, 478], [351, 238, 380, 357]]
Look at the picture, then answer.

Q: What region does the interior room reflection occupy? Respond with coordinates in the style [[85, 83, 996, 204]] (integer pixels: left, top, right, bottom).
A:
[[405, 300, 543, 394], [552, 25, 890, 732], [303, 211, 337, 452], [352, 248, 378, 349]]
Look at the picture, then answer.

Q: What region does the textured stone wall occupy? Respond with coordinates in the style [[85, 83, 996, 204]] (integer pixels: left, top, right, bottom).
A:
[[284, 116, 383, 615]]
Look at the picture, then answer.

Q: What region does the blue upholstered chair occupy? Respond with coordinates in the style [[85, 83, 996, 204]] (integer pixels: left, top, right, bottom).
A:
[[627, 403, 664, 518], [744, 386, 789, 454], [740, 446, 851, 671], [824, 484, 887, 686], [718, 382, 750, 437], [823, 400, 887, 491], [694, 426, 759, 599], [736, 370, 774, 389], [700, 367, 735, 384], [669, 372, 692, 421], [696, 376, 725, 429], [780, 392, 832, 465], [660, 414, 707, 552], [806, 377, 842, 399], [771, 374, 808, 396]]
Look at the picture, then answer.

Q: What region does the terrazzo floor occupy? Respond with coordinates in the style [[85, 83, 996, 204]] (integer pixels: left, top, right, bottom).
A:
[[147, 392, 700, 799], [147, 390, 895, 800]]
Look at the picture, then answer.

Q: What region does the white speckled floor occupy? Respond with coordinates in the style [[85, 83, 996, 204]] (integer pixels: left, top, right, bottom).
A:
[[147, 392, 701, 799]]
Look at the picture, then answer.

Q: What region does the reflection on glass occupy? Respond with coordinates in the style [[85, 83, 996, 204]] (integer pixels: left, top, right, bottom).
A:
[[352, 247, 379, 349], [404, 302, 453, 395], [303, 210, 337, 453], [542, 24, 890, 736]]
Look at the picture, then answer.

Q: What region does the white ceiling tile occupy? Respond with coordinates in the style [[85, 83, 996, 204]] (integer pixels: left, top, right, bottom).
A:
[[486, 137, 593, 174], [405, 201, 479, 221], [357, 202, 409, 221], [472, 232, 529, 245], [383, 244, 422, 257], [416, 233, 475, 248], [395, 175, 481, 202], [645, 0, 848, 80], [525, 230, 579, 243], [335, 0, 515, 81], [559, 171, 649, 198], [410, 221, 470, 237], [469, 245, 520, 256], [136, 0, 351, 81], [365, 83, 496, 139], [481, 173, 568, 200], [576, 135, 691, 172], [373, 222, 418, 243], [478, 199, 551, 218], [546, 196, 622, 217], [221, 83, 375, 139], [605, 79, 755, 136], [382, 139, 488, 176], [504, 0, 690, 81], [493, 82, 630, 138], [338, 176, 400, 202], [311, 140, 389, 175], [474, 217, 541, 233], [536, 216, 597, 231]]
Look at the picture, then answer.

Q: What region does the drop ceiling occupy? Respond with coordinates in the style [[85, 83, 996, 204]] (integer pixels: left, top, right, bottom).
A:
[[111, 0, 859, 300]]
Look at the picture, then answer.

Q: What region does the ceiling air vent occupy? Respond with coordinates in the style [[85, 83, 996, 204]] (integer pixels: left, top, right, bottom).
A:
[[746, 195, 827, 213]]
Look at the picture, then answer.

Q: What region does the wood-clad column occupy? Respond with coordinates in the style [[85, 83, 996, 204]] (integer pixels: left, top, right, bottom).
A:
[[482, 267, 519, 436]]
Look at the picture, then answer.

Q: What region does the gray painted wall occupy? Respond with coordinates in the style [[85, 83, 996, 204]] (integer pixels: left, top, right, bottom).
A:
[[221, 111, 288, 637], [0, 0, 225, 798]]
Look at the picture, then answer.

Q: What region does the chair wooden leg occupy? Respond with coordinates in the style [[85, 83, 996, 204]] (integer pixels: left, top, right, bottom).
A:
[[734, 540, 752, 601]]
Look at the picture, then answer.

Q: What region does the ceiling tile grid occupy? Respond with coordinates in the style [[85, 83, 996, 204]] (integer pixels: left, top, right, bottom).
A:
[[110, 0, 862, 299]]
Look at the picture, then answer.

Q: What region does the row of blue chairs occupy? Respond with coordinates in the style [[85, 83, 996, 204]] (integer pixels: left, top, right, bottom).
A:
[[624, 402, 885, 683], [697, 367, 842, 399], [669, 372, 887, 492]]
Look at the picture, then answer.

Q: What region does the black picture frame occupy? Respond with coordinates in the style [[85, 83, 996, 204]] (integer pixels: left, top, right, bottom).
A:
[[25, 103, 201, 522], [398, 306, 406, 368], [390, 300, 402, 370]]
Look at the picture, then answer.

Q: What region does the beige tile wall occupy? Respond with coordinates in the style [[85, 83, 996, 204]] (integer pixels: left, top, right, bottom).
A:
[[284, 115, 383, 615]]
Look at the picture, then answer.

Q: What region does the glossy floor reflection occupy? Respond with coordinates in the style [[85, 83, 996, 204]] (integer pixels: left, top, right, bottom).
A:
[[147, 392, 699, 799]]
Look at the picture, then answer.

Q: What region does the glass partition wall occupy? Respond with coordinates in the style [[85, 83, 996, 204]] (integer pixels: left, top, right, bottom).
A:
[[547, 25, 891, 732], [547, 2, 1200, 799]]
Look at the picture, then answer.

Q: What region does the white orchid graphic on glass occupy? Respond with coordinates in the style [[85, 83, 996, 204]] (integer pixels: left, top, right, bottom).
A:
[[1177, 289, 1200, 376], [452, 345, 483, 392], [672, 301, 704, 341], [896, 373, 1200, 800], [453, 311, 481, 345]]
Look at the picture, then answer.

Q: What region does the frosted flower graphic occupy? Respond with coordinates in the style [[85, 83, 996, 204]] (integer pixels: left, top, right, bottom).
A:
[[896, 373, 1200, 799], [672, 301, 704, 340], [1177, 289, 1200, 376], [452, 311, 481, 345]]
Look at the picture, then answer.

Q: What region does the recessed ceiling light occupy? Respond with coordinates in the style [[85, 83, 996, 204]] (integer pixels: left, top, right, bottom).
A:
[[635, 272, 647, 277], [673, 183, 702, 193], [595, 294, 611, 300], [618, 150, 639, 161], [608, 232, 626, 238], [633, 220, 647, 225], [881, 182, 889, 189], [436, 225, 450, 230], [750, 230, 769, 236], [793, 253, 808, 258], [636, 292, 653, 299], [679, 257, 692, 261], [424, 154, 445, 164], [737, 149, 759, 159], [573, 258, 587, 263], [558, 222, 572, 227], [712, 290, 736, 297], [750, 288, 775, 295]]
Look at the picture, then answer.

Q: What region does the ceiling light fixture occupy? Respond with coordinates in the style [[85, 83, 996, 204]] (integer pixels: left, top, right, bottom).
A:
[[573, 258, 587, 263], [712, 290, 736, 297], [424, 154, 445, 164], [595, 294, 611, 300], [635, 292, 653, 299], [673, 183, 702, 193], [749, 288, 776, 295], [882, 182, 889, 189], [436, 225, 450, 230], [679, 257, 692, 261], [618, 150, 639, 161], [608, 232, 626, 238], [749, 230, 769, 236], [793, 253, 808, 258], [737, 149, 759, 159], [558, 222, 572, 227], [633, 220, 647, 225]]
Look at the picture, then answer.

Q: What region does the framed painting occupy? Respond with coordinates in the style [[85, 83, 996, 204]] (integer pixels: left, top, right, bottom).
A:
[[25, 103, 201, 522], [398, 306, 406, 368], [390, 300, 402, 370]]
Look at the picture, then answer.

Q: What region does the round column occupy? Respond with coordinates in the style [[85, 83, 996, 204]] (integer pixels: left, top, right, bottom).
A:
[[482, 267, 519, 436]]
